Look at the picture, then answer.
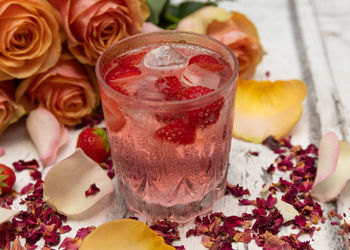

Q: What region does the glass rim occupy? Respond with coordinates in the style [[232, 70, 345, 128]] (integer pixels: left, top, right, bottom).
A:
[[95, 30, 239, 109]]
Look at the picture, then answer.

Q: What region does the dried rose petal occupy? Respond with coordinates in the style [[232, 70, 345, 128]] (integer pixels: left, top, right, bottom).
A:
[[225, 183, 250, 197], [12, 159, 39, 172], [85, 183, 100, 197], [0, 207, 19, 224]]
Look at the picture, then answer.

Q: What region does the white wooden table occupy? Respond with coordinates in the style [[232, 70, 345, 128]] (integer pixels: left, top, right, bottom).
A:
[[1, 0, 350, 249]]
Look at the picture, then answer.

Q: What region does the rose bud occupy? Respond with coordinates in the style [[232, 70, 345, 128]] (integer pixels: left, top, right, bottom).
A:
[[0, 81, 25, 134], [49, 0, 150, 65], [16, 53, 98, 126], [0, 0, 62, 80], [177, 6, 264, 79]]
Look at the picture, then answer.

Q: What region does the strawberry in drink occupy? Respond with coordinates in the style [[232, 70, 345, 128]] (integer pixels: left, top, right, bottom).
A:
[[97, 32, 238, 223]]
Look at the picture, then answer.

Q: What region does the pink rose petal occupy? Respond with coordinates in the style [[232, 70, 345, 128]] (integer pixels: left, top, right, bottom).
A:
[[311, 132, 350, 202], [26, 108, 68, 167], [142, 22, 163, 33]]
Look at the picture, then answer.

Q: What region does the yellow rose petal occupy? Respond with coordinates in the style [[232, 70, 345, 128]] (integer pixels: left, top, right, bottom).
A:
[[233, 79, 307, 143], [80, 219, 175, 250]]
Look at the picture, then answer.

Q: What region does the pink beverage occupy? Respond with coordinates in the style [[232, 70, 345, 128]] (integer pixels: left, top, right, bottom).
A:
[[96, 32, 238, 223]]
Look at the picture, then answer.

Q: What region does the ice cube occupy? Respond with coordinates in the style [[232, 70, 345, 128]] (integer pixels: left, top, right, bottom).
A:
[[181, 63, 221, 89], [144, 45, 186, 68], [133, 76, 166, 101]]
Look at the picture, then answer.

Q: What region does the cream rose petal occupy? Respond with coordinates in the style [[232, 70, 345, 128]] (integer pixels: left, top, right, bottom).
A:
[[261, 183, 299, 222], [0, 207, 19, 224], [43, 149, 114, 217], [26, 107, 68, 167], [311, 132, 350, 202]]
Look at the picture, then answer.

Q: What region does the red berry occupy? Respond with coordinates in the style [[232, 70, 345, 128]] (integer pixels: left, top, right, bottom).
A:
[[183, 86, 224, 128], [106, 65, 141, 82], [156, 120, 195, 145], [156, 76, 185, 101], [77, 126, 111, 163], [0, 164, 16, 195], [108, 83, 130, 96], [183, 86, 214, 99], [188, 54, 224, 72], [113, 52, 146, 66]]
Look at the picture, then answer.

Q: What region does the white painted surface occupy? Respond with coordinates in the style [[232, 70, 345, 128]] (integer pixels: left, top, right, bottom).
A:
[[0, 0, 349, 249]]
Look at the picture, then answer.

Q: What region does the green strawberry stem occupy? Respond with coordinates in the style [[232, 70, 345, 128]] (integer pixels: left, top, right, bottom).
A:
[[93, 126, 110, 152]]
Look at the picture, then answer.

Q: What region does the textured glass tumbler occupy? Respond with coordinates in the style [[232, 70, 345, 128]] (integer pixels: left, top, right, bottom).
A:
[[96, 31, 239, 223]]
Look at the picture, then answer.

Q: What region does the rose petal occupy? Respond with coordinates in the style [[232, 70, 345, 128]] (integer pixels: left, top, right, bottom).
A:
[[0, 207, 19, 224], [142, 22, 163, 33], [43, 149, 114, 217], [176, 6, 231, 34], [311, 132, 350, 202], [26, 108, 68, 166], [233, 79, 307, 143], [260, 183, 299, 222], [79, 219, 175, 250]]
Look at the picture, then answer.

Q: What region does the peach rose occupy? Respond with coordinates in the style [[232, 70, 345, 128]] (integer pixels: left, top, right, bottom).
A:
[[177, 6, 264, 79], [0, 81, 25, 133], [49, 0, 149, 65], [0, 0, 62, 80], [16, 54, 98, 126]]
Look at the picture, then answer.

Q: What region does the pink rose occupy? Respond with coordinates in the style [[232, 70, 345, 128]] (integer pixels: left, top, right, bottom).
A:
[[177, 6, 264, 79], [16, 54, 98, 126], [49, 0, 150, 65], [0, 81, 24, 133], [0, 0, 62, 80]]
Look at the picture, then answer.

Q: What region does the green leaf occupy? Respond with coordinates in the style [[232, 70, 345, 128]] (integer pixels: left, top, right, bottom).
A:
[[146, 0, 169, 24], [93, 126, 110, 153], [169, 1, 217, 19]]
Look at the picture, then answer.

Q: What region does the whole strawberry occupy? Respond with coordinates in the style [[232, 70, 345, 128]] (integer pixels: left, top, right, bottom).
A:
[[0, 164, 16, 195], [77, 126, 110, 163]]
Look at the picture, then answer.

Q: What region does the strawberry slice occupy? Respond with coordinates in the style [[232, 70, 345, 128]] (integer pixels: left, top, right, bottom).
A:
[[188, 54, 225, 72], [113, 52, 147, 66], [183, 86, 225, 128], [156, 76, 185, 101], [108, 83, 130, 96], [106, 65, 141, 83], [156, 120, 195, 145]]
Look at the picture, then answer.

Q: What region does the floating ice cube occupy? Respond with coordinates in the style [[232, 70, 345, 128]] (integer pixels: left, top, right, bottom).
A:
[[133, 76, 166, 101], [144, 45, 186, 68], [181, 64, 221, 89]]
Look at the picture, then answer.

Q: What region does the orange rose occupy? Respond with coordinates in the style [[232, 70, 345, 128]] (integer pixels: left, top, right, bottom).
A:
[[177, 6, 264, 79], [49, 0, 149, 65], [0, 0, 62, 80], [0, 81, 25, 133], [16, 54, 98, 126]]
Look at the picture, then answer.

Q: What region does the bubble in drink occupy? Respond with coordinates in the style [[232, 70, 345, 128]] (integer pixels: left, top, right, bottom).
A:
[[143, 45, 186, 68]]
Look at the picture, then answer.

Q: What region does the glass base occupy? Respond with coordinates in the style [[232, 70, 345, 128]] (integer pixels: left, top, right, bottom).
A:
[[118, 179, 227, 224]]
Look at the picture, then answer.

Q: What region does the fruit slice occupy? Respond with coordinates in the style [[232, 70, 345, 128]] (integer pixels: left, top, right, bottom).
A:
[[233, 79, 307, 143], [100, 91, 126, 132], [43, 149, 114, 217], [80, 219, 174, 250], [188, 54, 225, 72], [114, 52, 147, 66], [156, 76, 185, 101], [106, 65, 141, 83], [156, 120, 195, 145], [183, 86, 224, 128], [311, 132, 350, 202]]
